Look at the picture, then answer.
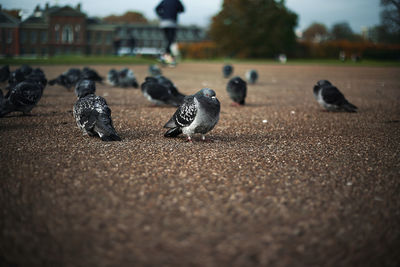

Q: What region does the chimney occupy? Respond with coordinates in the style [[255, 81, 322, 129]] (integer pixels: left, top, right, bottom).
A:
[[77, 3, 81, 11]]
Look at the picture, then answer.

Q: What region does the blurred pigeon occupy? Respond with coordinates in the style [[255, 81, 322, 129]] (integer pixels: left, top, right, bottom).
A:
[[49, 68, 82, 90], [73, 80, 121, 141], [8, 68, 25, 89], [148, 64, 162, 76], [19, 64, 33, 76], [164, 88, 220, 141], [25, 68, 47, 90], [0, 65, 10, 82], [0, 81, 43, 117], [82, 67, 103, 83], [155, 75, 185, 104], [313, 80, 358, 112], [118, 68, 138, 88], [227, 76, 247, 105], [107, 69, 119, 86], [141, 77, 184, 106], [223, 64, 233, 78], [245, 69, 258, 84]]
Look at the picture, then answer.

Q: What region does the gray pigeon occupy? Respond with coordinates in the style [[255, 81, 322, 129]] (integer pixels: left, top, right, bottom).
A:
[[245, 69, 258, 84], [0, 81, 43, 117], [164, 88, 220, 142], [140, 77, 184, 107], [118, 68, 138, 88], [148, 64, 162, 76], [73, 80, 121, 141], [227, 76, 247, 105], [107, 69, 119, 86], [223, 64, 233, 78], [313, 80, 357, 112]]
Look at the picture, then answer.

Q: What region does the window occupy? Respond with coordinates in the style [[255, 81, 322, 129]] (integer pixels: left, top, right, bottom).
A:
[[30, 31, 37, 44], [54, 24, 60, 43], [106, 33, 112, 45], [7, 30, 13, 44], [20, 30, 27, 44], [75, 25, 80, 43], [62, 25, 73, 44], [86, 32, 92, 44], [41, 31, 47, 44], [96, 32, 102, 44]]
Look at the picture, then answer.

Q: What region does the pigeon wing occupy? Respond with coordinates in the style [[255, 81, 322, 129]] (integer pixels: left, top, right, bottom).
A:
[[173, 96, 197, 127], [322, 86, 347, 106]]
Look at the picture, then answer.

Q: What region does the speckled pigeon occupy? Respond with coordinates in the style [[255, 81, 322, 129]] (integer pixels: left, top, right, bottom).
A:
[[164, 88, 220, 141], [73, 80, 121, 141]]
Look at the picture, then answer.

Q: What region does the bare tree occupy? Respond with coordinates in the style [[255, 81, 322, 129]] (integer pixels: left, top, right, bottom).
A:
[[380, 0, 400, 32]]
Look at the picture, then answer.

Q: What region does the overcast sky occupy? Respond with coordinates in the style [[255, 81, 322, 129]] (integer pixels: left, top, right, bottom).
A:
[[2, 0, 382, 32]]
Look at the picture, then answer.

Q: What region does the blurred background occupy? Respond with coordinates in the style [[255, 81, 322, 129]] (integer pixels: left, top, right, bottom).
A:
[[0, 0, 399, 61]]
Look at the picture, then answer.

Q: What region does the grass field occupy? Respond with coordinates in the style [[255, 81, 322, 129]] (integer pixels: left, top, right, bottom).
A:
[[1, 55, 399, 67]]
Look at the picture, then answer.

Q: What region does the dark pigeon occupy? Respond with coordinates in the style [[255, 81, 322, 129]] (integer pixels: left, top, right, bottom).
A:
[[227, 76, 247, 105], [245, 69, 258, 84], [107, 69, 119, 86], [0, 65, 10, 83], [49, 68, 82, 90], [313, 80, 358, 112], [73, 80, 121, 141], [118, 68, 138, 88], [82, 67, 103, 83], [223, 64, 233, 78], [164, 88, 220, 142], [141, 77, 184, 106], [0, 81, 43, 117]]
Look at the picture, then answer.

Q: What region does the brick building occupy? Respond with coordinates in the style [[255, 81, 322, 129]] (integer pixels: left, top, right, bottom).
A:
[[0, 3, 205, 57]]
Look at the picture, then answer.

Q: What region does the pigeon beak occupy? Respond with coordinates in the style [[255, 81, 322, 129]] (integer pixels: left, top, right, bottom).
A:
[[211, 96, 216, 99]]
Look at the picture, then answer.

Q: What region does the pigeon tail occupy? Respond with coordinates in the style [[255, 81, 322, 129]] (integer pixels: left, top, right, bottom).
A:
[[0, 100, 14, 118], [239, 99, 245, 105], [164, 127, 182, 137], [48, 79, 56, 85], [342, 101, 358, 112], [101, 133, 122, 142]]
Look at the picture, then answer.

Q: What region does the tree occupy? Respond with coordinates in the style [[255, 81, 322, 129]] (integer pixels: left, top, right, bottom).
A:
[[303, 22, 328, 42], [380, 0, 400, 33], [330, 22, 356, 41], [103, 11, 148, 24], [208, 0, 298, 58]]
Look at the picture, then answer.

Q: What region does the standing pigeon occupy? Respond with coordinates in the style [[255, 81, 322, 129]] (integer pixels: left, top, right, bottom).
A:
[[73, 80, 121, 141], [245, 69, 258, 84], [141, 77, 184, 106], [313, 80, 358, 112], [223, 64, 233, 78], [227, 76, 247, 106], [148, 64, 162, 76], [0, 81, 43, 117], [0, 65, 10, 83], [164, 88, 220, 142]]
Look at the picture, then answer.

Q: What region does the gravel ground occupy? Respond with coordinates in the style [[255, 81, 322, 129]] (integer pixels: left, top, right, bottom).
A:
[[1, 63, 400, 267]]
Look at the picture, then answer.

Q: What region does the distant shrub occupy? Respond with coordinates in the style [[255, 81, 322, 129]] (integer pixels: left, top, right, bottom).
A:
[[179, 42, 220, 59]]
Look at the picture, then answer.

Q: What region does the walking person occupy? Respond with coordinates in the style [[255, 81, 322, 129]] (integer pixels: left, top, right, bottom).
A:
[[155, 0, 184, 66]]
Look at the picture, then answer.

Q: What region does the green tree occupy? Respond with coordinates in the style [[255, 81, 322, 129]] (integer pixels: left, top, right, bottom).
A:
[[303, 22, 328, 42], [330, 22, 355, 40], [209, 0, 298, 58]]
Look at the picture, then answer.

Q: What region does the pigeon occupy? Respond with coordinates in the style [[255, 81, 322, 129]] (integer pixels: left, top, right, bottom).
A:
[[0, 81, 44, 117], [8, 68, 25, 89], [0, 65, 10, 83], [73, 80, 121, 141], [19, 64, 33, 77], [49, 68, 82, 90], [164, 88, 220, 142], [141, 76, 184, 107], [313, 80, 358, 112], [25, 68, 48, 90], [82, 67, 103, 83], [223, 64, 233, 78], [148, 64, 162, 76], [227, 76, 247, 105], [154, 75, 185, 104], [118, 68, 138, 88], [107, 69, 119, 86], [245, 69, 258, 84]]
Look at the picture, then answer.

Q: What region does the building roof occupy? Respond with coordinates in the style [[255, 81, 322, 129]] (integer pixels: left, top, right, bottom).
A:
[[0, 10, 20, 25]]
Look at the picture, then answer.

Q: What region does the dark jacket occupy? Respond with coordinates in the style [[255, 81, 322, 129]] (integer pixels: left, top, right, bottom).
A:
[[155, 0, 184, 22]]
